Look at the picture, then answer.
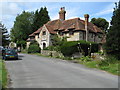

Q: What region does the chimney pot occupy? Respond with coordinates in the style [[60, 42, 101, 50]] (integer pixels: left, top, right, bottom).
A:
[[59, 7, 66, 21]]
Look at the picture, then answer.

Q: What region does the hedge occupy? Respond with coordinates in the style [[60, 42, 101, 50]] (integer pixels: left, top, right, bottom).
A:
[[60, 40, 99, 56], [28, 41, 41, 53]]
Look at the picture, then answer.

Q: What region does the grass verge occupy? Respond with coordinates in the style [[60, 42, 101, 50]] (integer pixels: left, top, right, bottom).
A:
[[0, 58, 8, 89], [79, 56, 120, 76]]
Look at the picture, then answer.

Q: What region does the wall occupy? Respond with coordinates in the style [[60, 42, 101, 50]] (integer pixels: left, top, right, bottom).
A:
[[35, 25, 51, 49], [41, 50, 64, 57], [66, 31, 81, 41]]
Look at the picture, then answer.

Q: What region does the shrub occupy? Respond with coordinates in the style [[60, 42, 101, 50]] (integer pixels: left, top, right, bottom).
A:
[[28, 41, 41, 53], [80, 56, 92, 62], [60, 40, 99, 57]]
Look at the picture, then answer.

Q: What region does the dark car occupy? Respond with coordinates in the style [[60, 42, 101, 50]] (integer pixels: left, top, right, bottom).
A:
[[2, 49, 18, 60]]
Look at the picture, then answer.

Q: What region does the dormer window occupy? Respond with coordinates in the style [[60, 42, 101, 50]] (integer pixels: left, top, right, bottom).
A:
[[58, 31, 63, 36], [69, 30, 74, 35], [43, 31, 46, 35]]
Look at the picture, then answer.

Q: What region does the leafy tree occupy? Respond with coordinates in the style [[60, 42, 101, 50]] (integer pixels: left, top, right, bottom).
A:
[[105, 1, 120, 59], [91, 18, 109, 33], [0, 22, 9, 46], [32, 7, 50, 32], [10, 11, 34, 48]]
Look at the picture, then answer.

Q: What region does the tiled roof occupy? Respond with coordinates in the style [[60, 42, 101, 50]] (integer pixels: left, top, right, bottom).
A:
[[28, 17, 103, 37]]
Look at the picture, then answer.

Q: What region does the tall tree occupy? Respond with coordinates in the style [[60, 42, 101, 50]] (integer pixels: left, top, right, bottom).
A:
[[91, 18, 109, 33], [105, 1, 120, 59], [0, 22, 9, 46], [10, 11, 34, 48], [32, 7, 50, 32]]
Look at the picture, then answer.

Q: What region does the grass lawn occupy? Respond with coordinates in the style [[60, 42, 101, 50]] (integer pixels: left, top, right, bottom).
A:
[[0, 58, 8, 89], [80, 58, 120, 76]]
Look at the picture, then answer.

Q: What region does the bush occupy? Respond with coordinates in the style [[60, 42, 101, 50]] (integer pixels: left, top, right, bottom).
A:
[[28, 41, 41, 53], [60, 40, 99, 57], [80, 56, 92, 62]]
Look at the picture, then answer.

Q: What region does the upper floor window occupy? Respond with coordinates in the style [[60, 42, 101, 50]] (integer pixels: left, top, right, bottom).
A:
[[69, 30, 74, 35], [43, 31, 46, 35], [58, 31, 63, 36]]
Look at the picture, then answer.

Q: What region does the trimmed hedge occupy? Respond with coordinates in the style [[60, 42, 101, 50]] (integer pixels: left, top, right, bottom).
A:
[[28, 41, 41, 53], [60, 40, 98, 56]]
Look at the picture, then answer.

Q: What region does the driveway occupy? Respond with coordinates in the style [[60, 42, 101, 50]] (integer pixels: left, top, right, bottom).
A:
[[5, 53, 118, 88]]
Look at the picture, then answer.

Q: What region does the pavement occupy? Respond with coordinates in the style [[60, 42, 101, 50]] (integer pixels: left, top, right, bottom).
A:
[[5, 53, 119, 88]]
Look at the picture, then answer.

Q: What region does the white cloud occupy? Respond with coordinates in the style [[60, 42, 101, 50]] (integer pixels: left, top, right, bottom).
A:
[[1, 3, 22, 15], [91, 3, 114, 17]]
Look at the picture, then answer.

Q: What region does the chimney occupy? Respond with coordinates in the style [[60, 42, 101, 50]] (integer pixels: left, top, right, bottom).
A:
[[59, 7, 66, 21], [84, 14, 89, 42]]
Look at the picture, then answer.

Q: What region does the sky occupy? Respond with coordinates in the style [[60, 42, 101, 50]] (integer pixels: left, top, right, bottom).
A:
[[0, 0, 118, 34]]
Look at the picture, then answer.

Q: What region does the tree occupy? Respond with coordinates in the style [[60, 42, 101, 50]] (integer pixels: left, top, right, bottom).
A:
[[0, 22, 9, 46], [91, 18, 109, 33], [32, 7, 50, 32], [10, 11, 34, 48], [105, 1, 120, 59]]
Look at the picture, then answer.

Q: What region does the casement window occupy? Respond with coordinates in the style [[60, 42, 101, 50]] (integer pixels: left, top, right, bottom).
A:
[[43, 31, 46, 35], [91, 33, 94, 38], [38, 34, 39, 38], [58, 31, 63, 36], [69, 30, 74, 35]]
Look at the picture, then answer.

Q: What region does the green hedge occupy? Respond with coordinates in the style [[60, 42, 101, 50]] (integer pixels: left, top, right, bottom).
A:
[[60, 40, 98, 56], [28, 41, 41, 53]]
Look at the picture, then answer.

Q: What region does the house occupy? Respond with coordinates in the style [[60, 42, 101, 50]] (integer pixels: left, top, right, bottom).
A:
[[27, 7, 103, 49]]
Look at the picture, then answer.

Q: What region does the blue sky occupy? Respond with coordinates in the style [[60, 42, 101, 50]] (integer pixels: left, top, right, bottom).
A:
[[0, 0, 118, 33]]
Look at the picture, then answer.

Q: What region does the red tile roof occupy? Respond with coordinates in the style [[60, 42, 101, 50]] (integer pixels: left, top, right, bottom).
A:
[[28, 17, 103, 37]]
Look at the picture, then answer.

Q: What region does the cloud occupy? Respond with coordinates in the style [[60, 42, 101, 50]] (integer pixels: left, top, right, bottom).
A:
[[91, 3, 114, 17], [1, 2, 22, 15]]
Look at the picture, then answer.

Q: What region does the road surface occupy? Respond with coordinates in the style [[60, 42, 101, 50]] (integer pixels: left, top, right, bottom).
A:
[[5, 53, 118, 88]]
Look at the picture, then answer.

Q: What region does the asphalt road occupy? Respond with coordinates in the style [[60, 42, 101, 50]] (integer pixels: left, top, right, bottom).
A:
[[5, 53, 118, 88]]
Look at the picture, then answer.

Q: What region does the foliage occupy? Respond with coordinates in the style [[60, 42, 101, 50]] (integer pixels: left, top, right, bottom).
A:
[[0, 22, 9, 46], [0, 60, 8, 89], [60, 40, 98, 57], [28, 41, 41, 53], [105, 1, 120, 59], [80, 56, 92, 62], [91, 17, 109, 33], [10, 11, 34, 48], [32, 7, 50, 32], [45, 35, 67, 51], [81, 55, 120, 75]]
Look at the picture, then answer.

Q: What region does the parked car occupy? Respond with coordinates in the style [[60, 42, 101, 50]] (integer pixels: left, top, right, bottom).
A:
[[2, 48, 18, 60]]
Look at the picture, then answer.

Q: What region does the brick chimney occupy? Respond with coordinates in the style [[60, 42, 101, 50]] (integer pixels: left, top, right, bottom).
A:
[[84, 14, 89, 42], [59, 7, 66, 21]]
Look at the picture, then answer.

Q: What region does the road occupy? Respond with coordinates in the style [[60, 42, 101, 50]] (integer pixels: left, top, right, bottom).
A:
[[5, 53, 118, 88]]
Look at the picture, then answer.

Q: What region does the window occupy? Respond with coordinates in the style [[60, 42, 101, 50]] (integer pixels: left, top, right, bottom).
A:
[[91, 33, 94, 38], [58, 31, 63, 36], [37, 34, 39, 38], [43, 31, 46, 35], [69, 30, 74, 35]]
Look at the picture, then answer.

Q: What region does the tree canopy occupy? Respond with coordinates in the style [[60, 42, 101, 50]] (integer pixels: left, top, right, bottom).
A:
[[32, 7, 50, 32], [105, 1, 120, 59], [10, 11, 34, 48], [10, 7, 50, 48], [0, 22, 9, 46], [91, 17, 109, 33]]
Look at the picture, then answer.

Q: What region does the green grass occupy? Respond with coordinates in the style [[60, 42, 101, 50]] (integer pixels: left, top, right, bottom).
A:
[[80, 57, 120, 76], [0, 59, 8, 89]]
